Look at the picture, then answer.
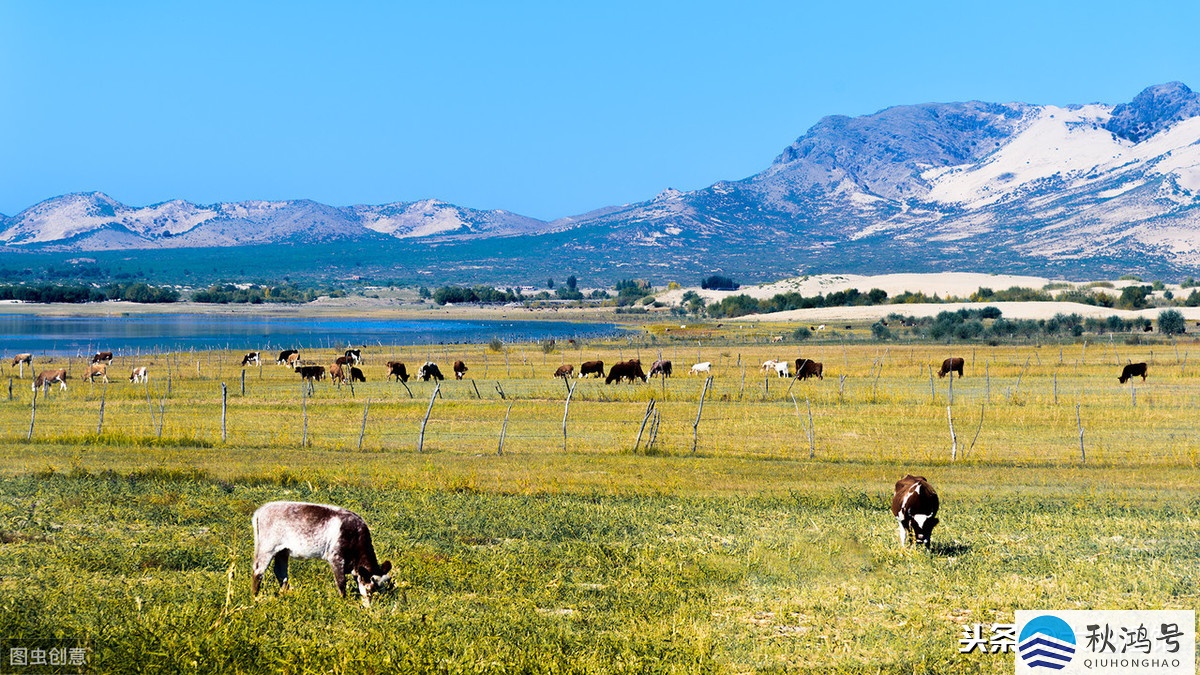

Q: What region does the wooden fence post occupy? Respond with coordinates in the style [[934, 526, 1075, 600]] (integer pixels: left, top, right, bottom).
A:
[[634, 399, 656, 453], [947, 406, 958, 461], [497, 403, 513, 455], [562, 381, 577, 452], [358, 399, 370, 451], [97, 383, 107, 435], [1076, 404, 1085, 463], [27, 389, 37, 441], [301, 385, 309, 448], [806, 397, 815, 459], [691, 375, 713, 454], [417, 382, 440, 453], [241, 369, 246, 396], [221, 382, 228, 442]]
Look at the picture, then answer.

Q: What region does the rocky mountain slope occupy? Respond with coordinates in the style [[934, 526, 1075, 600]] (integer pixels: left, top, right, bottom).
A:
[[5, 83, 1200, 280]]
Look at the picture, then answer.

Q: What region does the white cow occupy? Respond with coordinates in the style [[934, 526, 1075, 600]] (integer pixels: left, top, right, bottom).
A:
[[689, 361, 712, 375], [773, 361, 790, 378]]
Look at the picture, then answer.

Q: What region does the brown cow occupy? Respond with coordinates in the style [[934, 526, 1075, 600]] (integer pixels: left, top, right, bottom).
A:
[[33, 369, 68, 392], [92, 351, 114, 364], [794, 358, 824, 380], [386, 361, 409, 383], [286, 352, 302, 368], [1118, 362, 1148, 384], [453, 360, 468, 380], [606, 359, 647, 384], [328, 362, 347, 384], [10, 353, 32, 377], [83, 363, 109, 383], [334, 355, 353, 367], [579, 360, 605, 378], [892, 475, 939, 549], [277, 349, 299, 365], [937, 357, 965, 378], [553, 364, 574, 379], [648, 360, 672, 378]]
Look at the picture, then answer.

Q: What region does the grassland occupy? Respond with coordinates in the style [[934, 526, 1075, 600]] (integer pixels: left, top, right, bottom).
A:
[[0, 327, 1197, 673]]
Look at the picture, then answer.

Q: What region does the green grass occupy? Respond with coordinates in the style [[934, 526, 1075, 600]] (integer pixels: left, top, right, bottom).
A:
[[0, 336, 1197, 672]]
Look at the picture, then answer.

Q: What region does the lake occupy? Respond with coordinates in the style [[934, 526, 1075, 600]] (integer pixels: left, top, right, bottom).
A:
[[0, 314, 624, 357]]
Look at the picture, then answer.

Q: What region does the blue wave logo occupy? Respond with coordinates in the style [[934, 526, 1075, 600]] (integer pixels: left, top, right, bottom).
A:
[[1018, 615, 1077, 670]]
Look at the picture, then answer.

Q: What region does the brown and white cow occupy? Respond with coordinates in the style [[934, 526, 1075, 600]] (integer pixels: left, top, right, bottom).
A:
[[553, 364, 574, 379], [83, 363, 109, 383], [649, 359, 672, 378], [241, 352, 261, 367], [386, 361, 410, 383], [92, 351, 114, 365], [794, 358, 823, 381], [453, 360, 468, 380], [578, 360, 605, 378], [10, 353, 32, 378], [1118, 362, 1148, 384], [937, 357, 965, 378], [891, 475, 940, 549], [129, 366, 148, 384], [277, 349, 299, 366], [251, 501, 393, 607], [33, 369, 68, 393]]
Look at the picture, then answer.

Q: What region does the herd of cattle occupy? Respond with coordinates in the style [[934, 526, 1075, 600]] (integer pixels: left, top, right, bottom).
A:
[[9, 350, 1153, 395]]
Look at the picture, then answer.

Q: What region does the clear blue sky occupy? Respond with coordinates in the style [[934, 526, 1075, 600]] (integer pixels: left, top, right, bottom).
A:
[[2, 1, 1198, 220]]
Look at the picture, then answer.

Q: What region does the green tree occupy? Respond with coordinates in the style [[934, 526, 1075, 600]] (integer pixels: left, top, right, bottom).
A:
[[1158, 309, 1186, 335]]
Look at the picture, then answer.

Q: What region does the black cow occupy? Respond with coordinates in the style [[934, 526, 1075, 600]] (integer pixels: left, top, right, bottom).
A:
[[1118, 362, 1148, 384], [794, 358, 824, 380], [418, 362, 444, 382], [892, 475, 939, 549], [386, 361, 409, 383], [349, 366, 366, 383], [648, 359, 672, 378], [579, 360, 605, 378], [296, 365, 325, 381], [277, 349, 299, 365], [606, 359, 647, 384], [937, 357, 965, 378]]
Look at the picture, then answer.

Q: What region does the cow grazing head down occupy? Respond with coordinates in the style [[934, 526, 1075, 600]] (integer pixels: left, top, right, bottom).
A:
[[553, 364, 574, 379], [277, 350, 299, 366], [241, 352, 260, 367], [605, 359, 647, 384], [1118, 362, 1148, 384], [251, 501, 394, 607], [386, 361, 410, 383], [418, 362, 444, 381], [648, 359, 672, 378], [937, 357, 965, 378], [891, 475, 939, 549]]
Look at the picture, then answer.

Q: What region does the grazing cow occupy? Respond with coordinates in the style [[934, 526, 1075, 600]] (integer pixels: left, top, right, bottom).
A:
[[10, 353, 32, 377], [83, 363, 109, 383], [453, 360, 468, 380], [92, 351, 114, 364], [891, 475, 940, 549], [345, 348, 362, 364], [760, 360, 779, 373], [649, 359, 672, 378], [129, 366, 148, 384], [689, 362, 712, 375], [579, 360, 605, 378], [334, 355, 353, 367], [286, 352, 302, 368], [553, 364, 574, 379], [33, 369, 68, 392], [277, 349, 299, 365], [241, 352, 261, 367], [251, 501, 394, 606], [349, 366, 366, 383], [297, 365, 325, 381], [418, 362, 445, 382], [937, 357, 965, 378], [385, 361, 410, 383], [794, 358, 823, 380], [1118, 362, 1148, 384], [772, 360, 790, 378], [606, 359, 647, 384], [328, 362, 347, 384]]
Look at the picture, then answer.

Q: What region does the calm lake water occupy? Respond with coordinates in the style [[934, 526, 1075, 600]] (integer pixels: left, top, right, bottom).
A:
[[0, 314, 624, 357]]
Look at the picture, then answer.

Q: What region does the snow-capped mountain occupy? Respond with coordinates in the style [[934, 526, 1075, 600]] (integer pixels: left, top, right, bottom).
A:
[[6, 83, 1200, 279]]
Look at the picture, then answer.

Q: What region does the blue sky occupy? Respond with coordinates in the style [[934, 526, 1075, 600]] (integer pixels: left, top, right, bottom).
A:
[[1, 1, 1198, 219]]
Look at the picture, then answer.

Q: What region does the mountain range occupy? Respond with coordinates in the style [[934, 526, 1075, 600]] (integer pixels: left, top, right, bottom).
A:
[[6, 82, 1200, 283]]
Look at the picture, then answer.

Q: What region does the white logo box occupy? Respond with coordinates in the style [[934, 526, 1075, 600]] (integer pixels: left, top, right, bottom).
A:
[[1014, 610, 1194, 675]]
